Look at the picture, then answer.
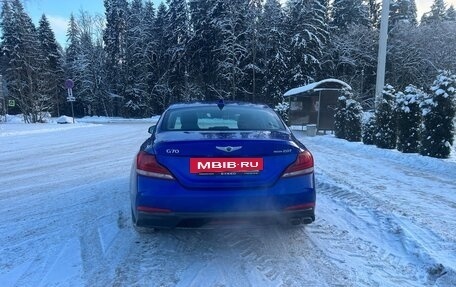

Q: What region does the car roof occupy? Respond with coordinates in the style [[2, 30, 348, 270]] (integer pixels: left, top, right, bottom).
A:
[[166, 101, 271, 110]]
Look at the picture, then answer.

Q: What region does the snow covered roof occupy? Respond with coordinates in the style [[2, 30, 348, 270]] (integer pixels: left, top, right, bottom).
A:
[[284, 78, 352, 97]]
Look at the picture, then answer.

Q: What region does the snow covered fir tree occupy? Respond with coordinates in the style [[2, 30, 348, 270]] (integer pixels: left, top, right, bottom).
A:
[[1, 0, 456, 133], [0, 0, 64, 123], [334, 88, 362, 141], [420, 71, 456, 158], [362, 114, 376, 145], [345, 98, 363, 142], [395, 85, 424, 153], [334, 95, 347, 139], [274, 101, 289, 125], [375, 85, 397, 149]]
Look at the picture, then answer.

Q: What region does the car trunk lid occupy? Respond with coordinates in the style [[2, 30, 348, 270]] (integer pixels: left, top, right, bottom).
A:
[[149, 131, 301, 189]]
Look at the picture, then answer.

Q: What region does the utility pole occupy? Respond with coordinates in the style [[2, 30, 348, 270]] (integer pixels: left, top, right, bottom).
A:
[[375, 0, 390, 109]]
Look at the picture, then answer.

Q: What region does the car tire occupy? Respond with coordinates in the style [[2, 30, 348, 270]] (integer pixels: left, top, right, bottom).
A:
[[131, 208, 159, 234]]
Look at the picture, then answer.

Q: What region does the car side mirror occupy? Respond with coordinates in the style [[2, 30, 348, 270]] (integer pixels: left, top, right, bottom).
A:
[[148, 125, 156, 134]]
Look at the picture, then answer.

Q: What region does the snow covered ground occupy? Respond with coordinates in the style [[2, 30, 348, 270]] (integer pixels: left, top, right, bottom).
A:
[[0, 117, 455, 286]]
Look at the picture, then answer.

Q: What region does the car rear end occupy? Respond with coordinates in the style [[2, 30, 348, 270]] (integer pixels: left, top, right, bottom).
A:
[[130, 103, 315, 228]]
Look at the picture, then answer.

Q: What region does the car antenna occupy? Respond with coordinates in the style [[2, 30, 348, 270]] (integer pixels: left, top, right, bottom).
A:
[[217, 99, 225, 111]]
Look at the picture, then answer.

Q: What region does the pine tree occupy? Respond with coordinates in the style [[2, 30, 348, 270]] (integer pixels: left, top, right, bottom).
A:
[[334, 88, 362, 141], [362, 114, 376, 145], [396, 85, 423, 153], [331, 0, 369, 31], [421, 0, 447, 24], [0, 1, 14, 78], [65, 14, 80, 76], [212, 0, 249, 100], [345, 98, 363, 142], [420, 71, 456, 158], [78, 11, 110, 117], [123, 0, 147, 117], [259, 0, 287, 106], [0, 0, 47, 123], [103, 0, 128, 115], [409, 0, 418, 25], [285, 0, 329, 87], [141, 1, 158, 114], [187, 0, 220, 100], [165, 0, 190, 103], [0, 0, 13, 109], [63, 11, 111, 117], [390, 0, 418, 26], [326, 0, 373, 95], [367, 0, 380, 29], [77, 18, 96, 115], [306, 0, 329, 80], [334, 95, 347, 139], [375, 85, 397, 149], [446, 5, 456, 21], [387, 21, 426, 89], [274, 101, 290, 125], [37, 15, 65, 117], [430, 0, 447, 19], [243, 0, 263, 103], [152, 3, 172, 112], [64, 14, 81, 116], [324, 23, 377, 98]]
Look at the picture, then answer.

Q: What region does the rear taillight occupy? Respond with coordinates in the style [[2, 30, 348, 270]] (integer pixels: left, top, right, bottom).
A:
[[137, 206, 172, 213], [284, 202, 315, 210], [136, 151, 174, 180], [282, 150, 314, 178]]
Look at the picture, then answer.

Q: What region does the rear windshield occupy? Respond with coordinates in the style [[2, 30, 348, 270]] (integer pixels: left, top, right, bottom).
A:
[[160, 106, 286, 131]]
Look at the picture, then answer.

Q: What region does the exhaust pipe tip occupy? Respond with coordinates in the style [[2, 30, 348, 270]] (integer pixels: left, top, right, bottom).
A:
[[301, 217, 314, 224], [290, 218, 301, 225], [289, 217, 314, 225]]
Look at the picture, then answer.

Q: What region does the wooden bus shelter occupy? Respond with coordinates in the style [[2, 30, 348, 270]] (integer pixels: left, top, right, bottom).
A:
[[283, 79, 351, 131]]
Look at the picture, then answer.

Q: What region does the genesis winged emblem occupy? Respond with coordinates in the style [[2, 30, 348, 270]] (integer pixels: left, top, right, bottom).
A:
[[216, 146, 242, 152]]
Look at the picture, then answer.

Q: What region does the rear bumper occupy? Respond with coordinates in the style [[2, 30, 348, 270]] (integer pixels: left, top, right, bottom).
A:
[[135, 208, 315, 228], [131, 173, 316, 228]]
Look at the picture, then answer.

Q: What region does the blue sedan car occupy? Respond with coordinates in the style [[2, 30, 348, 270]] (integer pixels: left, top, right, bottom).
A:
[[130, 102, 315, 229]]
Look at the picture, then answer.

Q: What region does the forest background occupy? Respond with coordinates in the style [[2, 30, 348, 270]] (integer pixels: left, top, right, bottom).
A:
[[1, 0, 455, 122]]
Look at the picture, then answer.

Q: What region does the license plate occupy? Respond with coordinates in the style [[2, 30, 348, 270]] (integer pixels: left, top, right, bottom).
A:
[[190, 158, 263, 174]]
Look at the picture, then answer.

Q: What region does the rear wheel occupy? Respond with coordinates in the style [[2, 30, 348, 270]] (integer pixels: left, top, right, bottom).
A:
[[131, 208, 159, 234]]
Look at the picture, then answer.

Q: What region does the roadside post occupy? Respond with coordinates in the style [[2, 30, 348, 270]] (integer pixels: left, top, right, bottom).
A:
[[0, 75, 6, 122], [65, 79, 75, 123]]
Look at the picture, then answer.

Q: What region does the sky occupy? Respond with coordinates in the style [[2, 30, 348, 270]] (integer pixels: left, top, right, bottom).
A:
[[23, 0, 456, 47], [23, 0, 162, 47], [24, 0, 105, 47]]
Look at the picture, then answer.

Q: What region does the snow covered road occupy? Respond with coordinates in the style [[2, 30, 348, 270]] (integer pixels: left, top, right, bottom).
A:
[[0, 122, 455, 286]]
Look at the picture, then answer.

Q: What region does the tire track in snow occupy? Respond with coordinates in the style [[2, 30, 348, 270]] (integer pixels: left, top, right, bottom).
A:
[[0, 125, 144, 201], [313, 178, 455, 286], [223, 226, 351, 287], [113, 225, 352, 287], [296, 133, 454, 285], [0, 123, 151, 286], [3, 125, 454, 286], [307, 207, 423, 285], [303, 136, 456, 241]]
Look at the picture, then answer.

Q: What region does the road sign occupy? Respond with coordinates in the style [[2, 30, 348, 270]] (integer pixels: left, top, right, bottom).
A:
[[66, 86, 75, 102], [65, 79, 74, 89], [8, 100, 15, 107], [65, 82, 75, 123]]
